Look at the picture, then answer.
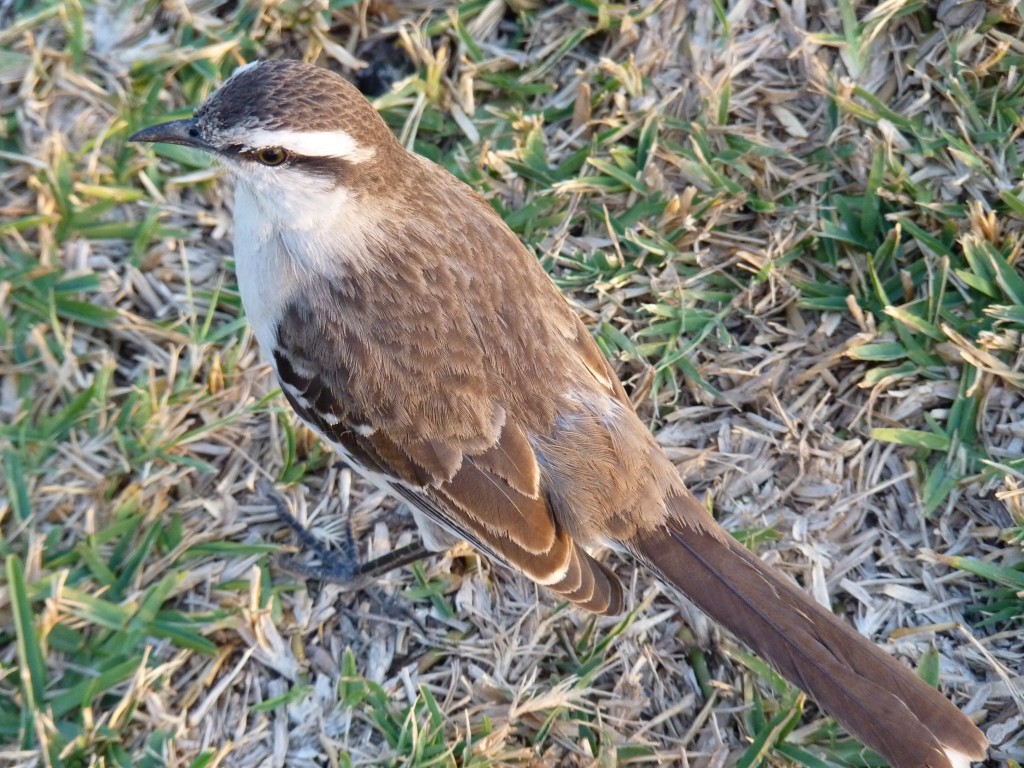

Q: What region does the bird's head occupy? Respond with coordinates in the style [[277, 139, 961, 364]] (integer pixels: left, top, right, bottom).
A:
[[131, 60, 401, 212]]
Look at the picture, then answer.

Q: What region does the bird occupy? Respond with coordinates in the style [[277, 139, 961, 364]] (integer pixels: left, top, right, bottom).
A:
[[130, 59, 987, 768]]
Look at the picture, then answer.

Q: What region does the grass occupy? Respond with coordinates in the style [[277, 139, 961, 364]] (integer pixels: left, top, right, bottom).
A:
[[1, 0, 1022, 766]]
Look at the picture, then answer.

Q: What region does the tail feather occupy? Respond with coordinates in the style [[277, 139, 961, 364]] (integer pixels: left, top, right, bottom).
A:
[[631, 498, 987, 768], [549, 542, 624, 614]]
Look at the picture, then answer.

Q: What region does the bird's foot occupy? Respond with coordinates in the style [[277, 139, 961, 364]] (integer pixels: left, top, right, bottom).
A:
[[260, 481, 430, 588]]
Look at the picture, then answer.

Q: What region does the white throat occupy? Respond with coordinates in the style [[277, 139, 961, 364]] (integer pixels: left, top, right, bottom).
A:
[[229, 168, 379, 366]]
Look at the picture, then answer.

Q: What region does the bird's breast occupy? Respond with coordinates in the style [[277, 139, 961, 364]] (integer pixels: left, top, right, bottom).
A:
[[232, 183, 303, 363]]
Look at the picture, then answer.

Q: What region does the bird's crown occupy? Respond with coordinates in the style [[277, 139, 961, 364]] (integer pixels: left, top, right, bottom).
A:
[[190, 60, 393, 161]]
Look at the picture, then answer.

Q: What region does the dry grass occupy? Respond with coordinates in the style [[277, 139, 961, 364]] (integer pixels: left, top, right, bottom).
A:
[[2, 1, 1023, 766]]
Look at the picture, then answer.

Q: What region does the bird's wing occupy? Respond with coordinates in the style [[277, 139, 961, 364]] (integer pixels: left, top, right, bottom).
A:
[[271, 307, 624, 614]]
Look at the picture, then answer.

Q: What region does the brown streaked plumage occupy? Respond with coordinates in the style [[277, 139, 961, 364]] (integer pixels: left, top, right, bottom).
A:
[[131, 60, 988, 768]]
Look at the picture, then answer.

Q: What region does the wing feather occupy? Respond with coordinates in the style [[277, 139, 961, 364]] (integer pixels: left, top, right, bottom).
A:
[[272, 330, 623, 614]]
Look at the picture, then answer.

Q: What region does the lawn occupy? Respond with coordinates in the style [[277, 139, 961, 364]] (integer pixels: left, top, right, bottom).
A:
[[1, 1, 1022, 766]]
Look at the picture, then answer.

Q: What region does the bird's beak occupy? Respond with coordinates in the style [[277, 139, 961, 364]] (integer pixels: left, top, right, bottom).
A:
[[129, 118, 211, 150]]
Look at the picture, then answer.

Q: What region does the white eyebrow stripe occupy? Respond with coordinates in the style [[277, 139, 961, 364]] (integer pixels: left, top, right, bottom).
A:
[[246, 129, 375, 161]]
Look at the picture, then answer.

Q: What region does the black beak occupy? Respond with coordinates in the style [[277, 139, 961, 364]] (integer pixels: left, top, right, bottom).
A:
[[129, 118, 211, 150]]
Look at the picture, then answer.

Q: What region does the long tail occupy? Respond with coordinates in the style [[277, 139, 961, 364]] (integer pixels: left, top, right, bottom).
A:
[[630, 496, 987, 768]]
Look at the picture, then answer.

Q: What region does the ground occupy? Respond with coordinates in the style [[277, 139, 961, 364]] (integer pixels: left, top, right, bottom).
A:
[[1, 1, 1023, 767]]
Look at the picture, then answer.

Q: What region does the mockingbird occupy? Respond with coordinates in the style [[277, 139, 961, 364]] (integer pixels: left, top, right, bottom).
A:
[[131, 59, 987, 768]]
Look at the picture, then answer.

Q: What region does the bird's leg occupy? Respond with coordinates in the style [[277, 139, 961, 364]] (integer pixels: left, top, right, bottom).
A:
[[356, 541, 432, 578], [267, 489, 359, 582], [263, 482, 431, 588]]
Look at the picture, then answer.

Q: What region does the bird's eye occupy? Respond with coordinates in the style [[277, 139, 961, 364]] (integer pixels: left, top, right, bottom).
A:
[[255, 147, 288, 166]]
